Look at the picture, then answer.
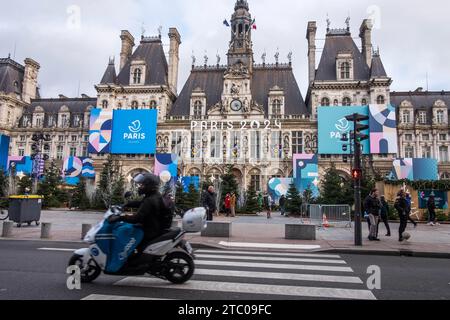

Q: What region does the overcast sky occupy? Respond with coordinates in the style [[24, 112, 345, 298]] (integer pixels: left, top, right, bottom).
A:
[[1, 0, 449, 98]]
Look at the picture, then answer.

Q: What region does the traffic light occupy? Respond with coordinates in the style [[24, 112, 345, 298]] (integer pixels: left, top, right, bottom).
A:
[[352, 168, 362, 180], [346, 114, 369, 144]]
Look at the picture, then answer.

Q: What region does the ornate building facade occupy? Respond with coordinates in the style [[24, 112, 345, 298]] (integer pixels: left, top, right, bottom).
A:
[[1, 0, 449, 193]]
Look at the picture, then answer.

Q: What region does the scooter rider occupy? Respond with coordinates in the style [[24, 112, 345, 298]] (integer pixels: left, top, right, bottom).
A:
[[109, 174, 173, 252]]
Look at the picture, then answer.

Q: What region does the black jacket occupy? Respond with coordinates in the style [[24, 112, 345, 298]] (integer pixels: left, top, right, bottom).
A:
[[394, 197, 408, 217], [279, 196, 286, 207], [202, 191, 217, 212], [364, 195, 381, 216], [121, 193, 173, 241], [380, 200, 389, 218], [427, 198, 436, 213]]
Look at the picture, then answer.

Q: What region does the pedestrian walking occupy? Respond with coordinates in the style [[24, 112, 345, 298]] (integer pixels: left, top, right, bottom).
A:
[[224, 193, 231, 217], [363, 188, 382, 241], [405, 192, 418, 228], [427, 193, 439, 226], [395, 190, 409, 242], [257, 193, 263, 215], [202, 186, 217, 221], [378, 196, 391, 237], [264, 193, 272, 219], [279, 195, 287, 216], [230, 192, 237, 217]]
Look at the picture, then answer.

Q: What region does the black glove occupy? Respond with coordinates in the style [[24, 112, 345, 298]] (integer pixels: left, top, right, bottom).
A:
[[108, 215, 122, 224]]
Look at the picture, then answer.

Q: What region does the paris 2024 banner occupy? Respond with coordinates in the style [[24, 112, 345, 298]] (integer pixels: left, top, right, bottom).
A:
[[318, 105, 398, 155]]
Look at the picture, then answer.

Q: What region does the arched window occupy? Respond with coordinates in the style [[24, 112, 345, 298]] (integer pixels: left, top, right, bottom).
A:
[[238, 24, 243, 34], [340, 62, 350, 79], [377, 95, 385, 105], [131, 101, 138, 110], [272, 99, 281, 115], [441, 172, 450, 180], [133, 68, 142, 84], [321, 97, 330, 106], [437, 110, 445, 124], [333, 99, 339, 106], [102, 100, 108, 109], [150, 100, 157, 109], [342, 97, 352, 106], [361, 99, 368, 106], [193, 101, 202, 118]]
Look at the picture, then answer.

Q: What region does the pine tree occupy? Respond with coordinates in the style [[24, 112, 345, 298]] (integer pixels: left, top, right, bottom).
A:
[[243, 187, 259, 214], [175, 181, 188, 212], [0, 169, 8, 198], [37, 160, 65, 208], [318, 164, 348, 205], [302, 185, 315, 205], [71, 178, 91, 210], [286, 183, 303, 214], [0, 169, 8, 207], [184, 184, 200, 210], [220, 165, 239, 208], [17, 175, 33, 195], [95, 155, 125, 209]]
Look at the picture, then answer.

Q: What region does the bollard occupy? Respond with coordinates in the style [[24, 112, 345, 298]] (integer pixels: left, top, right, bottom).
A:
[[2, 221, 14, 238], [41, 223, 52, 239], [81, 224, 92, 240]]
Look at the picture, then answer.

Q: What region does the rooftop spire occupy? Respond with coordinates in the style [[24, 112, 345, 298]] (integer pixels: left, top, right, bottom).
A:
[[235, 0, 249, 11]]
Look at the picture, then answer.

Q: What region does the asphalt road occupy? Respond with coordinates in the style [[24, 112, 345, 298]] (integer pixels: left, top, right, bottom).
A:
[[0, 240, 449, 300]]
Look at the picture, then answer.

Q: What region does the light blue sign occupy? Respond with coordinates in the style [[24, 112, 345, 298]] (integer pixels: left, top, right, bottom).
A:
[[111, 109, 158, 154], [318, 106, 370, 155], [0, 135, 10, 171]]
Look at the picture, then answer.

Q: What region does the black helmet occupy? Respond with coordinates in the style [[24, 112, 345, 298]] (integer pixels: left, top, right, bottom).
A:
[[133, 174, 160, 196]]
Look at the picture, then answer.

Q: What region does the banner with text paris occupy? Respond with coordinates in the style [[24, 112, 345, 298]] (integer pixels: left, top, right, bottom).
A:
[[111, 109, 158, 154]]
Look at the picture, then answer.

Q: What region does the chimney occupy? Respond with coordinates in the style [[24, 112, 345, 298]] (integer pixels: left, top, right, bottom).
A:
[[360, 19, 373, 68], [22, 58, 40, 103], [59, 94, 68, 99], [168, 27, 181, 94], [306, 21, 317, 84], [120, 30, 135, 72], [81, 94, 90, 98]]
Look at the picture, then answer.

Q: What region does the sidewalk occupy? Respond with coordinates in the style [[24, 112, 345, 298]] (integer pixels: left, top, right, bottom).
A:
[[1, 210, 449, 258]]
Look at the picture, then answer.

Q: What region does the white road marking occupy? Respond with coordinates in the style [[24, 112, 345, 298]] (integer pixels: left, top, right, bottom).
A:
[[196, 254, 347, 265], [196, 260, 353, 273], [218, 242, 321, 250], [115, 278, 376, 300], [82, 294, 174, 301], [37, 248, 75, 252], [196, 249, 341, 259], [194, 268, 363, 284]]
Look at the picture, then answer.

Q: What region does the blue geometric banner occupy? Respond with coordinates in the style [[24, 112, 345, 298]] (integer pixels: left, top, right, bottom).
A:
[[0, 134, 10, 171]]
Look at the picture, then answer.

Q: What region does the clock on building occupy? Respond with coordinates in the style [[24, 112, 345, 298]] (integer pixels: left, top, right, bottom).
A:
[[230, 99, 243, 112]]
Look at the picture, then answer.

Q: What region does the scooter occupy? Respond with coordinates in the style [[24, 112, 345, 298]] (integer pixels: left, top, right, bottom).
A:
[[68, 206, 207, 284]]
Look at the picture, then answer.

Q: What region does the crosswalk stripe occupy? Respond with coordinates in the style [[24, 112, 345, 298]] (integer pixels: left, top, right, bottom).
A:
[[196, 249, 341, 259], [82, 294, 174, 300], [115, 278, 376, 300], [218, 242, 321, 250], [195, 254, 347, 265], [194, 268, 363, 284], [196, 260, 353, 273], [37, 248, 74, 252]]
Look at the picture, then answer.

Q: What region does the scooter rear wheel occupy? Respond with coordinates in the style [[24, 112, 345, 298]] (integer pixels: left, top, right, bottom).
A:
[[164, 252, 195, 284], [68, 254, 101, 283]]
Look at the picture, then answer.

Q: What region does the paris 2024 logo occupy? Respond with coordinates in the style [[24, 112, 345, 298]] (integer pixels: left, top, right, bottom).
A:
[[124, 120, 146, 140]]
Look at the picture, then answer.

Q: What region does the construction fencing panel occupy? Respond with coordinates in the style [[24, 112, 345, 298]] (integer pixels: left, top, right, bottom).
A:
[[308, 204, 352, 228]]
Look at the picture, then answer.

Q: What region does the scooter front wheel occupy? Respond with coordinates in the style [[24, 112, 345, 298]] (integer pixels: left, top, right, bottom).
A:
[[68, 254, 101, 283], [164, 252, 195, 284]]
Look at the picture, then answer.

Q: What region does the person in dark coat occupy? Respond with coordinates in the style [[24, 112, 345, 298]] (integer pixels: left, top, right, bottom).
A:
[[279, 195, 287, 216], [378, 196, 391, 237], [427, 194, 438, 226], [395, 190, 409, 242], [363, 189, 382, 241], [202, 186, 217, 221]]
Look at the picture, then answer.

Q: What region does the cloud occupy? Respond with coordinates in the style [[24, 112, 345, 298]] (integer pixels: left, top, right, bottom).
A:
[[0, 0, 448, 98]]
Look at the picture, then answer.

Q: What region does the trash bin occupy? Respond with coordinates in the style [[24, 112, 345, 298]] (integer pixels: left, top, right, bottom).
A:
[[8, 196, 43, 227]]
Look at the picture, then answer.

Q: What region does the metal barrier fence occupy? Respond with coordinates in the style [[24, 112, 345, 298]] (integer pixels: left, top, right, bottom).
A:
[[306, 204, 353, 228]]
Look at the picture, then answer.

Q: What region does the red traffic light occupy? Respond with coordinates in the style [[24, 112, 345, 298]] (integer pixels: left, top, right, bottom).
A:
[[352, 169, 362, 180]]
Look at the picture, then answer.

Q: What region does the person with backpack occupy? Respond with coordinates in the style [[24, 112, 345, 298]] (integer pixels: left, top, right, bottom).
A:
[[427, 194, 439, 226], [395, 190, 409, 242], [378, 196, 391, 237]]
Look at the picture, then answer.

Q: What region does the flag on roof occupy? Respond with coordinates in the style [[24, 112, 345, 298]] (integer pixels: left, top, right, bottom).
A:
[[223, 19, 230, 27], [251, 18, 257, 30]]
